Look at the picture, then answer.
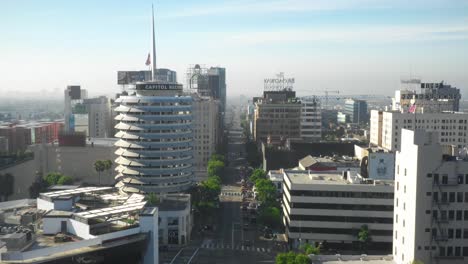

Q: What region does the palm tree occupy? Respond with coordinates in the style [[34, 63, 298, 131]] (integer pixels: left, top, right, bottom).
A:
[[94, 160, 105, 185], [103, 160, 113, 181]]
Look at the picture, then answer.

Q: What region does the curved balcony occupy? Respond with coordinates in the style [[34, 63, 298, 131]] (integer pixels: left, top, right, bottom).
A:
[[115, 131, 193, 140], [114, 148, 192, 158], [115, 156, 193, 167]]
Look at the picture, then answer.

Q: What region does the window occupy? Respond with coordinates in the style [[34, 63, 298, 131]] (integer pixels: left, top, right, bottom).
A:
[[456, 229, 462, 239], [433, 192, 439, 202], [463, 247, 468, 257], [457, 210, 462, 221], [427, 192, 432, 196], [449, 210, 455, 220], [465, 211, 468, 221], [427, 173, 432, 178], [456, 247, 462, 256], [458, 174, 464, 184], [448, 229, 454, 239], [434, 174, 439, 184], [442, 192, 448, 203], [442, 174, 448, 184], [458, 192, 463, 203], [464, 229, 468, 238], [449, 192, 455, 203], [440, 246, 446, 257], [404, 168, 407, 176]]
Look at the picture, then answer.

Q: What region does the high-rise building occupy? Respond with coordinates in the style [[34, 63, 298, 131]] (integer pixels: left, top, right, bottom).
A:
[[114, 8, 194, 194], [253, 90, 302, 145], [393, 129, 468, 264], [64, 85, 88, 133], [300, 98, 321, 141], [370, 110, 468, 151], [393, 79, 461, 113], [344, 99, 368, 124], [186, 65, 226, 112], [83, 96, 113, 138], [208, 67, 226, 113], [191, 93, 221, 181]]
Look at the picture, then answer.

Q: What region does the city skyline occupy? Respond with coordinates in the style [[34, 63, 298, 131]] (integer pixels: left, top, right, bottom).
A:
[[1, 0, 468, 99]]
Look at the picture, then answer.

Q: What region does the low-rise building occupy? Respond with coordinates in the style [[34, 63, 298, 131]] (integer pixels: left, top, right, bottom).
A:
[[282, 170, 393, 250]]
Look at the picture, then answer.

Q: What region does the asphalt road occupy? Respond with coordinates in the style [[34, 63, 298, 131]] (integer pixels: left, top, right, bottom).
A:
[[166, 106, 280, 264]]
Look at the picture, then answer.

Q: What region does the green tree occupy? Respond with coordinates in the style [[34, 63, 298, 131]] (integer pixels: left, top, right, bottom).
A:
[[57, 175, 73, 185], [294, 254, 310, 264], [146, 193, 159, 206], [94, 160, 105, 185], [276, 252, 309, 264], [300, 243, 320, 255], [44, 172, 63, 186], [411, 260, 424, 264], [255, 178, 277, 205], [258, 206, 281, 228], [249, 169, 267, 183], [207, 160, 225, 178], [103, 160, 113, 179], [357, 225, 371, 252], [209, 154, 225, 163]]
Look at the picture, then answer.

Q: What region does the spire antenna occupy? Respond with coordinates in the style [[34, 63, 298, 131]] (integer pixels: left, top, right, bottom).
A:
[[151, 4, 157, 81]]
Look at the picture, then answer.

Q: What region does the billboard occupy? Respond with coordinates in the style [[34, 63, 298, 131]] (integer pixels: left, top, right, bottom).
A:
[[368, 152, 395, 180], [117, 71, 151, 85]]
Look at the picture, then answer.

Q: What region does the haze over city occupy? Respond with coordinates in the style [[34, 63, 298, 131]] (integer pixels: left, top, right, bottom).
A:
[[1, 0, 468, 99]]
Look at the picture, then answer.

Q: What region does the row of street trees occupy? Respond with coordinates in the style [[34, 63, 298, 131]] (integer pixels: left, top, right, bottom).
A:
[[249, 169, 281, 229], [190, 154, 225, 216]]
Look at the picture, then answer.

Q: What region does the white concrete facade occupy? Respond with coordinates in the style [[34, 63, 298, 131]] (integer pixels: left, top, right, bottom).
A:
[[370, 110, 468, 151], [282, 170, 394, 249], [393, 129, 468, 264], [300, 98, 321, 141]]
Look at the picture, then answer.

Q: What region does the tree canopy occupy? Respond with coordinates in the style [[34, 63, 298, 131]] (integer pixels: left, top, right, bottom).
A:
[[249, 169, 267, 183], [207, 160, 225, 178], [276, 251, 310, 264]]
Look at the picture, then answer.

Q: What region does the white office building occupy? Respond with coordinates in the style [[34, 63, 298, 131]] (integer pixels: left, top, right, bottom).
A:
[[393, 129, 468, 264], [300, 98, 322, 141], [370, 110, 468, 151], [282, 170, 394, 250], [191, 93, 221, 181]]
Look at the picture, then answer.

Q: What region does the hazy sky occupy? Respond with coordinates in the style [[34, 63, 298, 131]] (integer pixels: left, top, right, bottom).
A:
[[1, 0, 468, 99]]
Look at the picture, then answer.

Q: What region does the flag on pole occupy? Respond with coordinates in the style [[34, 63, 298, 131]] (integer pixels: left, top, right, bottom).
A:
[[145, 53, 151, 66], [408, 103, 416, 113]]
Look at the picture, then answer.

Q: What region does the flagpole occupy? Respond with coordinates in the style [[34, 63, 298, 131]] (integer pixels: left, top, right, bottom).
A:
[[151, 4, 157, 81]]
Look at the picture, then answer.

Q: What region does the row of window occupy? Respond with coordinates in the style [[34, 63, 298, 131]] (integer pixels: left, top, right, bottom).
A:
[[289, 190, 394, 199], [290, 202, 393, 211], [431, 191, 468, 203], [289, 214, 393, 224], [288, 226, 392, 236]]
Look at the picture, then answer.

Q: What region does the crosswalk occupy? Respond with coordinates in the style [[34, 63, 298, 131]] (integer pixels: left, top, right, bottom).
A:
[[200, 241, 271, 253], [220, 191, 242, 196]]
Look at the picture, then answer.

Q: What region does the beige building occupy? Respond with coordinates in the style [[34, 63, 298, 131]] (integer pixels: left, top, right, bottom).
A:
[[253, 90, 301, 145], [191, 93, 221, 181]]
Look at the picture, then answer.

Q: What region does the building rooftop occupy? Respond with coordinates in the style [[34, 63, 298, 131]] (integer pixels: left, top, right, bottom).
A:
[[309, 255, 394, 264], [284, 170, 393, 187]]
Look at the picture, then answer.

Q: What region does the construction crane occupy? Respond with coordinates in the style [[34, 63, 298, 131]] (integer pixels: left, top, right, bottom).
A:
[[322, 90, 339, 110]]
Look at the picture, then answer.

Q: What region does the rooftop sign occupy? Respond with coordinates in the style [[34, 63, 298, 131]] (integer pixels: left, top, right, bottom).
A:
[[264, 72, 295, 91], [135, 83, 183, 91]]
